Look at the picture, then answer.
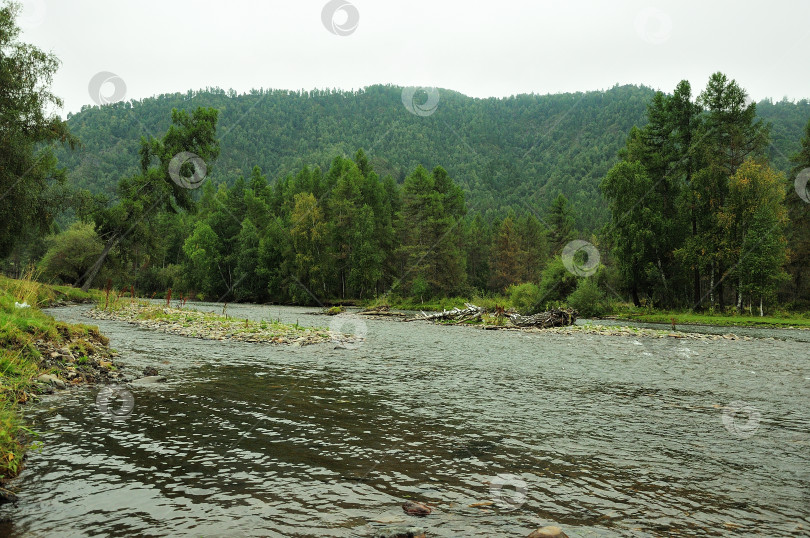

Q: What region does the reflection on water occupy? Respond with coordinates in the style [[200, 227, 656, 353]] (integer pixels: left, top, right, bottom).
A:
[[1, 305, 808, 536]]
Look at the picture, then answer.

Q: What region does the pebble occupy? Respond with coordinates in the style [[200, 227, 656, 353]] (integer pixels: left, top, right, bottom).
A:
[[374, 527, 426, 538], [528, 527, 569, 538]]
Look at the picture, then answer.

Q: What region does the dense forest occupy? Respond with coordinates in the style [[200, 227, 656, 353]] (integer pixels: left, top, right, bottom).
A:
[[53, 84, 810, 232], [2, 1, 810, 314], [20, 74, 810, 314]]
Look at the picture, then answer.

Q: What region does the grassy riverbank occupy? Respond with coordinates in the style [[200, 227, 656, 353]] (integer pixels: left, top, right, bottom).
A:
[[90, 298, 337, 345], [0, 275, 107, 484], [368, 294, 810, 329], [607, 309, 810, 329]]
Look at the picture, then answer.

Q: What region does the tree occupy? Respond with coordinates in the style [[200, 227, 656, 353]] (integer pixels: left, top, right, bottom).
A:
[[182, 221, 222, 299], [397, 165, 467, 298], [517, 213, 548, 283], [289, 192, 330, 303], [489, 214, 522, 291], [465, 213, 491, 291], [718, 160, 788, 314], [234, 218, 263, 302], [38, 222, 104, 284], [668, 80, 704, 306], [547, 194, 574, 254], [78, 107, 219, 291], [348, 205, 383, 298], [601, 160, 656, 306], [695, 72, 770, 308], [0, 2, 77, 257], [786, 118, 810, 305]]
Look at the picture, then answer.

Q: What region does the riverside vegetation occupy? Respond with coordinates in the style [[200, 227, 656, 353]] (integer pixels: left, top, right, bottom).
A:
[[89, 295, 337, 346], [0, 274, 116, 487], [12, 79, 810, 324]]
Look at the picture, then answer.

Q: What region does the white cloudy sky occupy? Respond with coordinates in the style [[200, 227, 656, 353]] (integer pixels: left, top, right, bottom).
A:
[[14, 0, 810, 117]]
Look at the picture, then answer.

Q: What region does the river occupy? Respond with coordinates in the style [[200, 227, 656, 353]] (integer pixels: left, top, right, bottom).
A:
[[1, 303, 808, 537]]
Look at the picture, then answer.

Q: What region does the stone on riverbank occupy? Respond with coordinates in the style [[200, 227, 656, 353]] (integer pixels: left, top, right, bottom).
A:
[[36, 373, 66, 389], [528, 526, 569, 538]]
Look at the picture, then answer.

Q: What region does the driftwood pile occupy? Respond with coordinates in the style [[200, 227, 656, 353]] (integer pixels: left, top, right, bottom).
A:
[[509, 308, 577, 328], [419, 303, 484, 323], [417, 304, 577, 329]]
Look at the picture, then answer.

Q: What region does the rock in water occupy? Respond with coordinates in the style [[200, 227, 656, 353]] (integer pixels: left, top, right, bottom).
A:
[[0, 488, 18, 504], [130, 375, 166, 385], [528, 526, 569, 538], [401, 501, 432, 516], [374, 526, 426, 538]]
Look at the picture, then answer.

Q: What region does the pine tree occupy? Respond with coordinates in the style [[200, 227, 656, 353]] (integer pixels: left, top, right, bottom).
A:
[[695, 72, 770, 308], [787, 118, 810, 304], [547, 194, 574, 254], [488, 214, 522, 291]]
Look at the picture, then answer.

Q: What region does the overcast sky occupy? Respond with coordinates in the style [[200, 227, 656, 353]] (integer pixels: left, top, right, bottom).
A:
[[14, 0, 810, 117]]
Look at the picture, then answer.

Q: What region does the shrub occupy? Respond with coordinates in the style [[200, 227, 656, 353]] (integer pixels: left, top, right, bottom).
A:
[[509, 282, 543, 315], [411, 275, 430, 303], [566, 278, 606, 318], [537, 256, 579, 306]]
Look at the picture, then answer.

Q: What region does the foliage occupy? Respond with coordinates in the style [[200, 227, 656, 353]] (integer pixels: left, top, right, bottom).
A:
[[0, 2, 77, 258], [602, 73, 797, 314], [77, 106, 220, 291], [537, 256, 580, 307], [508, 282, 544, 315], [38, 222, 104, 284], [566, 278, 607, 318], [0, 273, 103, 479]]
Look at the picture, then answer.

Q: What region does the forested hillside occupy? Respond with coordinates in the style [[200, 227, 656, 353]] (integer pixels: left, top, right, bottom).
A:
[[57, 84, 810, 232]]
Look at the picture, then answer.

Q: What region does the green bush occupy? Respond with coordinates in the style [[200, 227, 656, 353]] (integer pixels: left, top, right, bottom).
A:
[[411, 275, 430, 303], [38, 222, 104, 285], [566, 278, 606, 317], [509, 282, 543, 315], [537, 256, 579, 306]]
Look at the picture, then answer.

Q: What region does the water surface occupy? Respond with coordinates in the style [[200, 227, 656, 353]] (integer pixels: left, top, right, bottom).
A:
[[1, 304, 808, 536]]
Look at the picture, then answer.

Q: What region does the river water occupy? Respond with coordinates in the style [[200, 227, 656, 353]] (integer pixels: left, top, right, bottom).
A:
[[1, 304, 808, 537]]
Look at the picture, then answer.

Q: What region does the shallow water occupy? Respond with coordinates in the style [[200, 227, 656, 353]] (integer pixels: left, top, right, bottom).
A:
[[1, 304, 808, 537]]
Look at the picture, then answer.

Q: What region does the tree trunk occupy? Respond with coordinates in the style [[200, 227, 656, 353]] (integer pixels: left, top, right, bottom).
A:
[[717, 261, 725, 310], [759, 297, 764, 317], [631, 280, 641, 307], [657, 257, 669, 296], [77, 233, 120, 292]]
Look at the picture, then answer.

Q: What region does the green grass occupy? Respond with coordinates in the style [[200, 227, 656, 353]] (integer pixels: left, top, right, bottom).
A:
[[365, 294, 511, 312], [97, 296, 328, 340], [610, 309, 810, 329], [0, 274, 105, 481]]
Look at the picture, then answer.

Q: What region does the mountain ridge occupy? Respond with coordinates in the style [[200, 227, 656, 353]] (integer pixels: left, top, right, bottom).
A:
[[57, 83, 810, 231]]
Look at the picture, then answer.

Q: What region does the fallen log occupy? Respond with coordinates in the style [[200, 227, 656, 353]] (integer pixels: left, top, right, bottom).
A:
[[509, 308, 578, 328], [418, 303, 484, 322]]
